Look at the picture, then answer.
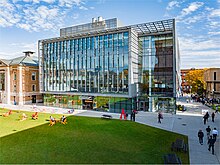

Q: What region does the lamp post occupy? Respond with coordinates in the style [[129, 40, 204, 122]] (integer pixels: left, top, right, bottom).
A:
[[212, 89, 215, 104], [212, 89, 215, 100]]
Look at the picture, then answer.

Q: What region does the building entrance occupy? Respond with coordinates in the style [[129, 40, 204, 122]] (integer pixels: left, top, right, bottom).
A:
[[32, 95, 36, 103], [82, 99, 93, 110], [139, 101, 148, 111]]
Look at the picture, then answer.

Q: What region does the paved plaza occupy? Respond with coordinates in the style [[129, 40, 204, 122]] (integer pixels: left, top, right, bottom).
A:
[[0, 97, 219, 164]]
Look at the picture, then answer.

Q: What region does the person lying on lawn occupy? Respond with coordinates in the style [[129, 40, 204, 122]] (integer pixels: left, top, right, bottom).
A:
[[2, 110, 12, 117]]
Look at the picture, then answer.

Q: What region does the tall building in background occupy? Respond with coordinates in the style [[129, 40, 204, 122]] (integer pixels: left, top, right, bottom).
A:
[[0, 51, 42, 105], [39, 17, 180, 113]]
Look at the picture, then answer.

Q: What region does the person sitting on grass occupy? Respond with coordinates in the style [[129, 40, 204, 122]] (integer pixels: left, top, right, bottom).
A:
[[20, 113, 27, 121], [50, 116, 55, 122], [61, 115, 66, 122], [32, 112, 38, 120], [49, 116, 56, 126]]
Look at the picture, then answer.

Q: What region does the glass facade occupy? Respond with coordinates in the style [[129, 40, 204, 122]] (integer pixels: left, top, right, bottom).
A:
[[138, 34, 176, 112], [43, 31, 129, 94], [39, 18, 180, 113]]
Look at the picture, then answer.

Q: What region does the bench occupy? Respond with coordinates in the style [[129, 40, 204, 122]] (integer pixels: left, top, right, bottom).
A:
[[164, 153, 182, 164], [101, 114, 112, 119]]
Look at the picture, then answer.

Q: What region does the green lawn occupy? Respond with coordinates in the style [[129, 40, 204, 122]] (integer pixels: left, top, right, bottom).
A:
[[0, 109, 189, 164]]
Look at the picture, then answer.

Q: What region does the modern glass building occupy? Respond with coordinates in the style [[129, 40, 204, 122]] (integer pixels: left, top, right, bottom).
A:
[[39, 17, 180, 113]]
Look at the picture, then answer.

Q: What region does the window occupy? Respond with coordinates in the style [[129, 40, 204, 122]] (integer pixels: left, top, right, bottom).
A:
[[14, 85, 16, 92], [14, 72, 16, 80], [214, 72, 216, 80], [32, 72, 36, 81], [32, 84, 36, 91]]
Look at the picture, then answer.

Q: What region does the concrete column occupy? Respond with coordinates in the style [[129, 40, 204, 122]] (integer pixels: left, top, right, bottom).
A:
[[6, 67, 11, 104], [149, 36, 152, 112], [18, 65, 23, 105]]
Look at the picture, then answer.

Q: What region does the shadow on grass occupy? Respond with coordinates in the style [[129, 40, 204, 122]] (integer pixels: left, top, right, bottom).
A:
[[0, 115, 189, 164]]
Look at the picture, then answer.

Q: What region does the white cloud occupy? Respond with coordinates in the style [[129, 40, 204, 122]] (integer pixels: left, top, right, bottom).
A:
[[182, 13, 205, 24], [208, 31, 220, 35], [0, 42, 38, 59], [17, 23, 32, 31], [41, 0, 55, 3], [0, 0, 21, 27], [12, 0, 55, 3], [166, 1, 180, 10], [0, 0, 87, 31], [209, 9, 220, 17], [179, 35, 220, 68], [59, 0, 82, 7], [179, 37, 220, 51], [177, 2, 204, 19], [79, 5, 88, 10], [207, 21, 220, 29]]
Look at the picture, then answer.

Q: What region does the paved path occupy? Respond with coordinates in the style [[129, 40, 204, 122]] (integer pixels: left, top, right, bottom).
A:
[[76, 97, 220, 164], [1, 98, 219, 164]]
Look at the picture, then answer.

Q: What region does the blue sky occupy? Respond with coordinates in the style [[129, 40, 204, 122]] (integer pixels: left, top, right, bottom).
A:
[[0, 0, 220, 69]]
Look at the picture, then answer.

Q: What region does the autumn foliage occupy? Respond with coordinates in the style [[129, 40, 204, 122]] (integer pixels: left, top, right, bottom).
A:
[[185, 69, 206, 95]]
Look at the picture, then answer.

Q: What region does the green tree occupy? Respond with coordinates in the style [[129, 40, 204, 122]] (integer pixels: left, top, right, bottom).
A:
[[185, 69, 206, 95]]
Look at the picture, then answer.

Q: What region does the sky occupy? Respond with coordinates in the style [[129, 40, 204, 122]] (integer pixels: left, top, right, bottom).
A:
[[0, 0, 220, 69]]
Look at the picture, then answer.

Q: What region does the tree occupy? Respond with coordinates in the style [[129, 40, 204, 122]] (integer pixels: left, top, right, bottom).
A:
[[185, 69, 206, 95]]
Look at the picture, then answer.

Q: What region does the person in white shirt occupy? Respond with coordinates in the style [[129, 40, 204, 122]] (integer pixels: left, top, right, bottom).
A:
[[212, 128, 218, 141]]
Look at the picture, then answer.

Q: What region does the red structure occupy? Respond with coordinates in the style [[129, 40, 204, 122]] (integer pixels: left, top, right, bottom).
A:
[[120, 109, 126, 120]]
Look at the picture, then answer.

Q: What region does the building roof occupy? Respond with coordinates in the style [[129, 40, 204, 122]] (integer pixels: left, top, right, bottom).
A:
[[40, 19, 175, 43], [0, 59, 11, 66], [0, 54, 38, 67], [130, 19, 174, 35]]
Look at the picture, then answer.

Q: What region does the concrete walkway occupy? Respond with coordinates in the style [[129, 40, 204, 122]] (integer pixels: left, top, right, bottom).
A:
[[75, 98, 220, 164], [0, 99, 219, 164]]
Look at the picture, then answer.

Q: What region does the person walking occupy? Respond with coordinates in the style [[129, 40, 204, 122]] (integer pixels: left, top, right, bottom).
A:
[[198, 130, 204, 145], [203, 114, 208, 125], [206, 126, 211, 140], [158, 111, 163, 123], [212, 128, 218, 141], [130, 111, 133, 121], [211, 112, 215, 122], [203, 112, 209, 125], [132, 110, 136, 122], [208, 136, 216, 155]]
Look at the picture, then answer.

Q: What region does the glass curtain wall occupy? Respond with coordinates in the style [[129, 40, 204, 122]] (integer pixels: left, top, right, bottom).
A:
[[139, 33, 175, 112], [43, 94, 135, 113], [43, 31, 129, 95]]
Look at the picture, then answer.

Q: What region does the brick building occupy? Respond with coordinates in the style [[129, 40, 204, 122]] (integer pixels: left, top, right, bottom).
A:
[[181, 68, 195, 94], [0, 51, 42, 105], [204, 68, 220, 100]]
